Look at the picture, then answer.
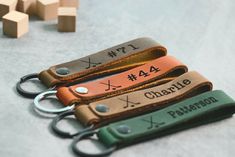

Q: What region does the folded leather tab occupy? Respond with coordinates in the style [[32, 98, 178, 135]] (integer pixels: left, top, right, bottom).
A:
[[56, 56, 188, 106], [38, 37, 167, 87], [75, 71, 212, 126], [97, 90, 235, 147]]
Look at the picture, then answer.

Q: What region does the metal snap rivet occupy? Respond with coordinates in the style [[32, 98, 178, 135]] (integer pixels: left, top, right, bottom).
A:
[[116, 125, 131, 134], [95, 104, 109, 113], [56, 67, 70, 75], [75, 87, 89, 94]]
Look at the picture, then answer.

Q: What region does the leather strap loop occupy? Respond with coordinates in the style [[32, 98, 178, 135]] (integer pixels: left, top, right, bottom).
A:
[[75, 71, 212, 126], [56, 56, 188, 106], [38, 37, 167, 87]]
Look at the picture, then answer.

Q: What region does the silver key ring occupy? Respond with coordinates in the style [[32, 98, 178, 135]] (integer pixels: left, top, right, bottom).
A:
[[33, 90, 75, 114]]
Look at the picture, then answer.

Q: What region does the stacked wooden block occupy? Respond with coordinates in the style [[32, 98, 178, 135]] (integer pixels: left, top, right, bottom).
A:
[[0, 0, 18, 18], [0, 0, 79, 38], [17, 0, 37, 15]]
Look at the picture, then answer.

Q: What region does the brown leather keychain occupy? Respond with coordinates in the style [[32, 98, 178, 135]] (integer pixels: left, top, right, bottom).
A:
[[51, 71, 212, 138], [16, 37, 167, 98], [34, 55, 188, 114]]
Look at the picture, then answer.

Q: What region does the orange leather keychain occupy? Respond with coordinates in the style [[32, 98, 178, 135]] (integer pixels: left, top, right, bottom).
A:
[[34, 56, 188, 114], [51, 71, 212, 138], [16, 37, 167, 98]]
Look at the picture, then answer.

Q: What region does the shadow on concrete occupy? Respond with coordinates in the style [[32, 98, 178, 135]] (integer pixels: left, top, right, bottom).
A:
[[29, 15, 41, 22], [43, 23, 57, 32], [0, 27, 9, 39]]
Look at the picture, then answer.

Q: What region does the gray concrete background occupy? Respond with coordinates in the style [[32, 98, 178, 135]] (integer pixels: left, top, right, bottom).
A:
[[0, 0, 235, 157]]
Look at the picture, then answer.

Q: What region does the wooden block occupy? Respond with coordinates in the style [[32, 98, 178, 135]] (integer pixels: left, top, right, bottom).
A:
[[0, 0, 18, 18], [37, 0, 59, 20], [2, 11, 29, 38], [17, 0, 37, 15], [58, 7, 76, 32], [60, 0, 79, 8]]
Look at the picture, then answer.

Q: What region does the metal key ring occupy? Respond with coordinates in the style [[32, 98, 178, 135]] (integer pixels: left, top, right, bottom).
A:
[[34, 90, 75, 114], [72, 130, 117, 157], [16, 73, 45, 98], [51, 110, 95, 138]]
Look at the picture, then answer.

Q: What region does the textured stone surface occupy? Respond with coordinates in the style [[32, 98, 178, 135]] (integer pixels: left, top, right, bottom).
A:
[[0, 0, 235, 157]]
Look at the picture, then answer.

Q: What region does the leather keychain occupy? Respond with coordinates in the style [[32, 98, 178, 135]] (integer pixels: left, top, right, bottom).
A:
[[34, 56, 188, 114], [71, 90, 235, 157], [51, 71, 213, 138], [16, 37, 167, 98]]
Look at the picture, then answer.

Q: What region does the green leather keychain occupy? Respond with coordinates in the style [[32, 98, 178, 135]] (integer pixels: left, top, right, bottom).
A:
[[71, 90, 235, 157]]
